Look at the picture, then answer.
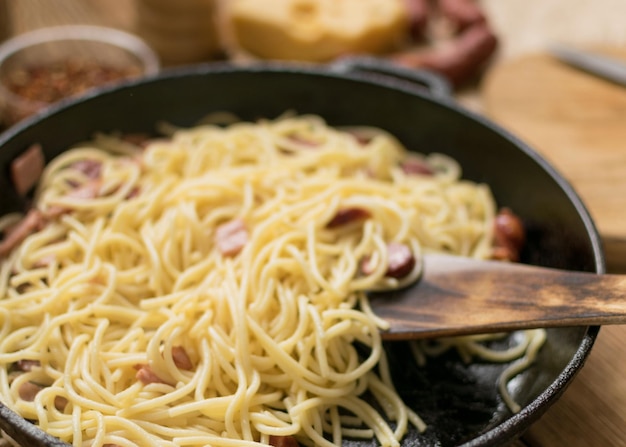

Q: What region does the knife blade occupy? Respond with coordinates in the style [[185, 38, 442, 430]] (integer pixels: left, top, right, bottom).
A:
[[548, 43, 626, 87]]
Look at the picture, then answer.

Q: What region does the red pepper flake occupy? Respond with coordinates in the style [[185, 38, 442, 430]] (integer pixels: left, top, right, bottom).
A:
[[2, 59, 142, 106]]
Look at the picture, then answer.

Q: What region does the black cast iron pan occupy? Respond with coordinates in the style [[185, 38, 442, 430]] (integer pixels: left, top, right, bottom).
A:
[[0, 58, 604, 446]]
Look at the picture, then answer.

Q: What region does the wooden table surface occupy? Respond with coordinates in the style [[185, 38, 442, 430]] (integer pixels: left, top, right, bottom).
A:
[[2, 1, 626, 446]]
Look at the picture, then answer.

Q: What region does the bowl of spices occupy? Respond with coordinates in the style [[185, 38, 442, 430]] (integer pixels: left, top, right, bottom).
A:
[[0, 25, 160, 129]]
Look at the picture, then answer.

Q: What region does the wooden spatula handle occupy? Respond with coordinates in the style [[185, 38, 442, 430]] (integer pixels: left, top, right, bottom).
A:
[[369, 254, 626, 340]]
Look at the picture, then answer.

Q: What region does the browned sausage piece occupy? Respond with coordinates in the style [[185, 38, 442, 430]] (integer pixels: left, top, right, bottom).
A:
[[361, 243, 416, 279], [437, 0, 485, 32], [54, 396, 69, 412], [400, 157, 434, 176], [66, 179, 102, 200], [16, 359, 41, 372], [326, 207, 371, 228], [10, 143, 45, 197], [269, 435, 300, 447], [171, 346, 193, 371], [70, 159, 102, 179], [494, 208, 525, 251], [391, 22, 498, 86], [0, 209, 46, 259], [17, 378, 68, 411], [491, 207, 525, 262], [386, 242, 416, 279], [41, 179, 104, 219], [286, 133, 320, 148], [135, 364, 169, 385], [215, 218, 249, 257], [18, 381, 44, 401], [121, 132, 153, 148], [402, 0, 430, 41]]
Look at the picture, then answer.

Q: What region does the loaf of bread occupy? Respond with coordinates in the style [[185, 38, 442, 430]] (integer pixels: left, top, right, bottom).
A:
[[135, 0, 221, 66], [227, 0, 409, 62]]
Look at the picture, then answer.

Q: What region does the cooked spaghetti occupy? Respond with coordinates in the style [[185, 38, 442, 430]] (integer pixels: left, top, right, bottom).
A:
[[0, 115, 544, 447]]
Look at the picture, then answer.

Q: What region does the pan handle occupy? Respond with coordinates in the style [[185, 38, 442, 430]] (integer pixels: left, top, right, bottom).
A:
[[329, 56, 452, 99]]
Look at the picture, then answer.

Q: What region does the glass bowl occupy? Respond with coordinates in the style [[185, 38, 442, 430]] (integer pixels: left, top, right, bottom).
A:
[[0, 25, 160, 128]]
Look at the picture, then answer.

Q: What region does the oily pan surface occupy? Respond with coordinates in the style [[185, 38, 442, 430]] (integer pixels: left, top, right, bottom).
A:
[[0, 65, 602, 447]]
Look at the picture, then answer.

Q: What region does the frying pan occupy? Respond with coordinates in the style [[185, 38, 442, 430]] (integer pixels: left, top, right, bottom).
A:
[[0, 58, 604, 446]]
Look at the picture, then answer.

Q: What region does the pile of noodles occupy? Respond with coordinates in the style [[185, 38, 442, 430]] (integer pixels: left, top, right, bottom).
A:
[[0, 115, 545, 447]]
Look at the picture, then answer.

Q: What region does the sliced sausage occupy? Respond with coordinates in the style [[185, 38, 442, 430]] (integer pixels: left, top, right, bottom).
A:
[[66, 179, 102, 200], [403, 0, 430, 41], [54, 396, 69, 412], [286, 133, 320, 148], [16, 359, 41, 372], [10, 143, 46, 197], [361, 243, 416, 279], [492, 207, 525, 262], [269, 435, 300, 447], [135, 364, 169, 385], [401, 157, 434, 176], [0, 209, 46, 259], [386, 242, 416, 278], [171, 346, 193, 371], [494, 208, 525, 250], [18, 381, 43, 401], [215, 219, 248, 256]]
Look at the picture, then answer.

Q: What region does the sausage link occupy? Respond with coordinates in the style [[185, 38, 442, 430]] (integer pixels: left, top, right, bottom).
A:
[[391, 22, 498, 86], [437, 0, 485, 32]]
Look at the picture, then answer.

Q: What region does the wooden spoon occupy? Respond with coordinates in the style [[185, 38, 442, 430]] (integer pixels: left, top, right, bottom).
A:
[[369, 254, 626, 340]]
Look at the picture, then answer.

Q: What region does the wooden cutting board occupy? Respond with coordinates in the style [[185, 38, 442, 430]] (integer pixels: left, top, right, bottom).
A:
[[481, 49, 626, 239]]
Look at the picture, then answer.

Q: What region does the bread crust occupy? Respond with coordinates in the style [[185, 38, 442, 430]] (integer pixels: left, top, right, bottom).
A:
[[229, 0, 409, 62]]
